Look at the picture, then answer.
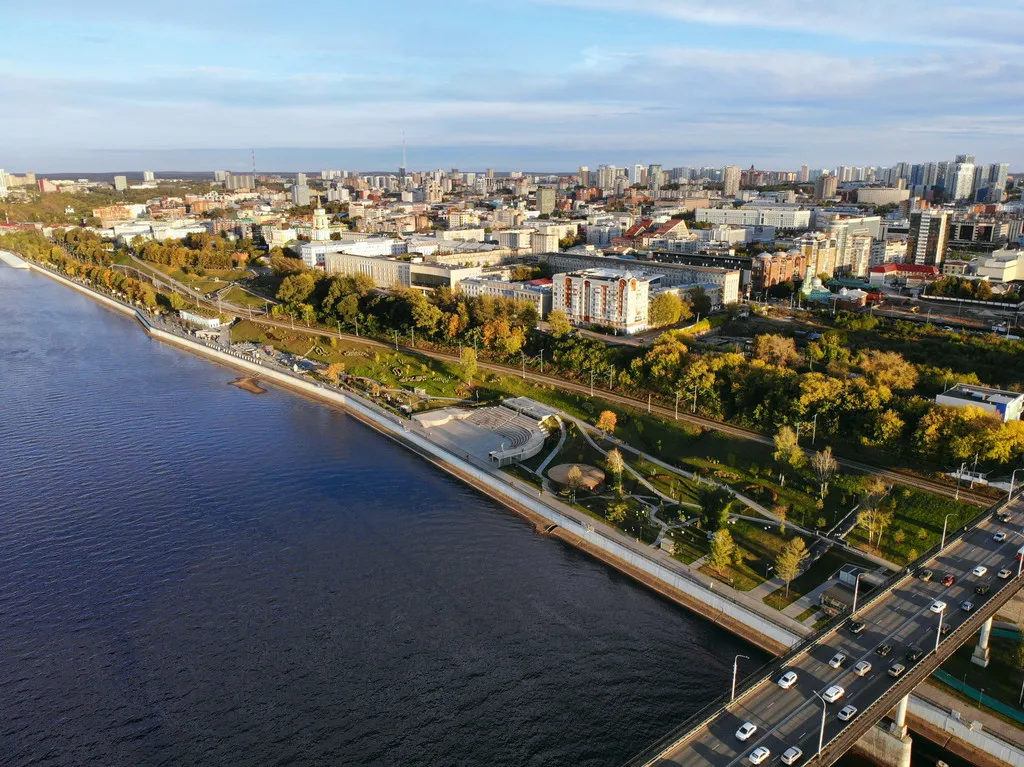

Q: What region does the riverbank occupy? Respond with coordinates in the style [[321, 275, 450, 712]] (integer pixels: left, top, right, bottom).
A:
[[13, 256, 1024, 766]]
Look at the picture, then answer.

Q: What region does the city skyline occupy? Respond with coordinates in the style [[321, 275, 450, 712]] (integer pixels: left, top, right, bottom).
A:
[[3, 0, 1024, 172]]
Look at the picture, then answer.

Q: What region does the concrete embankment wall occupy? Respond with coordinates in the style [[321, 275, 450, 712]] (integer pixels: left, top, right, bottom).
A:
[[0, 250, 32, 269], [145, 320, 802, 652], [908, 697, 1024, 767]]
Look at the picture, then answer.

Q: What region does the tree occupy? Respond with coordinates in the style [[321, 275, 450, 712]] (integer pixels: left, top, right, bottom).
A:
[[460, 346, 477, 385], [773, 426, 805, 473], [708, 529, 738, 574], [689, 285, 712, 318], [753, 334, 800, 367], [810, 446, 838, 499], [566, 465, 585, 503], [649, 292, 684, 327], [547, 309, 572, 339], [596, 410, 617, 437], [775, 538, 809, 597], [698, 486, 733, 531], [606, 499, 630, 524], [606, 448, 625, 491], [325, 362, 346, 384]]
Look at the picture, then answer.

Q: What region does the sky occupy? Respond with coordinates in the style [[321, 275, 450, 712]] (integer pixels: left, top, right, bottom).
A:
[[3, 0, 1023, 173]]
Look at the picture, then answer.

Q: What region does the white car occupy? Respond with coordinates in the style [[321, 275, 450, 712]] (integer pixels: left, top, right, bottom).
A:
[[999, 568, 1013, 579], [995, 532, 1008, 542], [736, 722, 758, 741], [781, 746, 804, 765], [828, 652, 847, 669], [749, 746, 771, 765], [822, 685, 846, 703], [973, 566, 988, 577], [778, 671, 798, 689], [930, 601, 947, 613], [853, 660, 872, 677], [838, 704, 858, 721]]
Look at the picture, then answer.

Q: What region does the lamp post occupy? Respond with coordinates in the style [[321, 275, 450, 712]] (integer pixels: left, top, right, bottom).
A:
[[934, 603, 946, 653], [954, 462, 967, 501], [852, 572, 865, 615], [731, 654, 750, 701], [675, 390, 680, 421], [941, 512, 958, 550], [813, 690, 828, 758], [1009, 468, 1024, 502], [812, 412, 819, 444]]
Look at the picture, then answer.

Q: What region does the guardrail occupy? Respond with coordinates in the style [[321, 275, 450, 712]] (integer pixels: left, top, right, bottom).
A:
[[622, 490, 1018, 766], [815, 569, 1024, 766]]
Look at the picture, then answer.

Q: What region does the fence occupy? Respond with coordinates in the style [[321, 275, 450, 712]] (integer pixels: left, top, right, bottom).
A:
[[932, 669, 1024, 725]]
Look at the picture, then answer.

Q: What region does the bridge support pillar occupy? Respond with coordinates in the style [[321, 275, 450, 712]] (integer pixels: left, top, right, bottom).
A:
[[853, 717, 912, 767], [972, 616, 993, 668], [890, 694, 909, 738]]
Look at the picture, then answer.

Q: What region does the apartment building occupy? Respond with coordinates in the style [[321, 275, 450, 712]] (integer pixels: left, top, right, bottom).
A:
[[552, 269, 653, 334]]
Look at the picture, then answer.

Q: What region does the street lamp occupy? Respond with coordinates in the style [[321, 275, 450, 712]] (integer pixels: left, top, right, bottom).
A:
[[813, 690, 828, 758], [1009, 468, 1024, 502], [731, 654, 750, 701], [852, 572, 865, 615], [933, 602, 946, 653], [766, 564, 774, 579], [954, 462, 967, 501], [940, 512, 958, 550]]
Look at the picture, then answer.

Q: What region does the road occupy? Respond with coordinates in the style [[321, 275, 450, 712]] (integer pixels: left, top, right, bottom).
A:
[[650, 498, 1024, 767]]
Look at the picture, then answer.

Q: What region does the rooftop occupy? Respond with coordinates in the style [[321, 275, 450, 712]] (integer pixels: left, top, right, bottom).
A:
[[940, 383, 1024, 407]]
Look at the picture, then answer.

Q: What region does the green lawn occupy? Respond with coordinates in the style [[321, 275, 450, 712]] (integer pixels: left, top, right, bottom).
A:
[[701, 518, 806, 592], [763, 546, 879, 611], [222, 285, 268, 309], [938, 636, 1024, 726], [845, 487, 977, 565]]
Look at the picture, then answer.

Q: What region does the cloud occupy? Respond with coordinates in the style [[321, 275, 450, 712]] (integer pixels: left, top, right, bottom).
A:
[[532, 0, 1024, 48]]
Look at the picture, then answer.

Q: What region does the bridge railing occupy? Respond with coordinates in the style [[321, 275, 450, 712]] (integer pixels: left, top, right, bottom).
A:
[[815, 567, 1024, 765], [622, 490, 1015, 767]]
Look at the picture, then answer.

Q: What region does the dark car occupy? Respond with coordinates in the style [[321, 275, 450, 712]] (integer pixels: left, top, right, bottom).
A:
[[941, 574, 956, 587], [849, 621, 866, 635], [876, 643, 893, 657], [906, 646, 924, 662], [918, 568, 934, 582], [941, 623, 952, 636], [975, 583, 991, 596]]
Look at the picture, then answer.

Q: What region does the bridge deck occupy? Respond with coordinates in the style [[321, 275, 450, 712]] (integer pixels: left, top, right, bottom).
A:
[[632, 496, 1024, 767]]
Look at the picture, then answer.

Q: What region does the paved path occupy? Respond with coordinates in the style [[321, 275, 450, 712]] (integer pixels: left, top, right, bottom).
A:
[[917, 680, 1024, 750], [536, 415, 566, 476]]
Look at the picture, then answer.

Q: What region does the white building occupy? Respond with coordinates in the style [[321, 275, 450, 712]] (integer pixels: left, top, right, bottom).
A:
[[495, 229, 535, 251], [324, 252, 411, 288], [0, 169, 7, 199], [936, 384, 1024, 422], [586, 220, 623, 247], [459, 277, 552, 317], [113, 175, 127, 191], [292, 185, 311, 206], [722, 166, 741, 198], [551, 269, 653, 334], [142, 170, 155, 182], [976, 249, 1023, 283], [696, 208, 811, 229], [531, 230, 559, 254]]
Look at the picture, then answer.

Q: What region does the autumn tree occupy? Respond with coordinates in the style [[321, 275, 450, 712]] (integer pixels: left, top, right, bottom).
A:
[[775, 537, 809, 597], [810, 446, 838, 499], [547, 309, 573, 339], [708, 529, 738, 574], [596, 410, 618, 437], [606, 448, 625, 491], [460, 346, 477, 385], [753, 334, 800, 367], [773, 426, 805, 473], [649, 292, 684, 327], [566, 465, 584, 503], [325, 362, 346, 384]]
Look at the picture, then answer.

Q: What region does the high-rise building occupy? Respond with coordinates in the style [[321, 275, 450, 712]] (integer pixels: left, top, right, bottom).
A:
[[296, 172, 307, 187], [948, 161, 975, 200], [976, 163, 1009, 203], [142, 170, 155, 182], [799, 165, 809, 183], [722, 166, 741, 197], [224, 173, 255, 191], [113, 175, 127, 191], [0, 170, 7, 199], [536, 186, 556, 215], [814, 174, 838, 200], [292, 184, 311, 206], [578, 166, 590, 186], [214, 170, 227, 182], [597, 164, 618, 189], [907, 211, 949, 266]]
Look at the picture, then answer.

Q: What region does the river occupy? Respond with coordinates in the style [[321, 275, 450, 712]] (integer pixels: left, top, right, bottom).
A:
[[0, 264, 774, 766]]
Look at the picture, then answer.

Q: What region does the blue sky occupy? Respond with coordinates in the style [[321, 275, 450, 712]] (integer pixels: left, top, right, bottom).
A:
[[3, 0, 1023, 172]]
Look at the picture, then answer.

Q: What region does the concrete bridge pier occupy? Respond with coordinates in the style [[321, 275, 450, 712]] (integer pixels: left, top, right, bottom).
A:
[[852, 696, 912, 767], [972, 616, 993, 668]]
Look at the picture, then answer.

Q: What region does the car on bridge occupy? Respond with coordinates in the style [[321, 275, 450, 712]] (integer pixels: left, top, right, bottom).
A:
[[853, 660, 872, 676], [973, 565, 988, 577], [917, 568, 934, 581], [822, 685, 845, 703], [930, 600, 947, 613], [888, 663, 906, 678], [838, 704, 858, 721], [961, 600, 975, 612], [941, 574, 956, 586], [778, 671, 798, 689], [876, 643, 893, 656], [781, 745, 803, 765], [828, 652, 847, 668], [995, 532, 1008, 542], [849, 621, 866, 634], [906, 647, 924, 663], [975, 583, 991, 596], [736, 722, 758, 741], [748, 746, 770, 765], [999, 568, 1013, 579]]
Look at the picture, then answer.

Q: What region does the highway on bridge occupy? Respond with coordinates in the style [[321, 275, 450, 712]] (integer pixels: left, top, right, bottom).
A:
[[641, 496, 1024, 767]]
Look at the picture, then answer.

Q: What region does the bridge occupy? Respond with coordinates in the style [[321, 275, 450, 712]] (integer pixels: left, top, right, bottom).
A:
[[627, 495, 1024, 767]]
